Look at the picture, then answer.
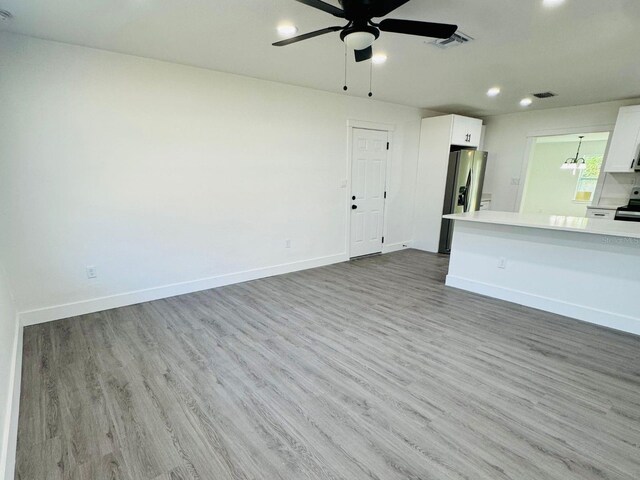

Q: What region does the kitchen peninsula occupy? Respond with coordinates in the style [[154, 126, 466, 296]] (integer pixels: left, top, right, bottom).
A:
[[444, 211, 640, 335]]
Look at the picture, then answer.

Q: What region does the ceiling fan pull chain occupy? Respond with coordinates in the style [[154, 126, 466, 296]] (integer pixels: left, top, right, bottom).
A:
[[368, 60, 373, 98], [343, 43, 348, 91]]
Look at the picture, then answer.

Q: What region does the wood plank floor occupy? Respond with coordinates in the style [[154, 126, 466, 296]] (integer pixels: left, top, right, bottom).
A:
[[15, 249, 640, 480]]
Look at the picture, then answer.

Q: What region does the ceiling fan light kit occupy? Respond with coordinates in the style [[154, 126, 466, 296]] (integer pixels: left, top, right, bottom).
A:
[[341, 28, 378, 51]]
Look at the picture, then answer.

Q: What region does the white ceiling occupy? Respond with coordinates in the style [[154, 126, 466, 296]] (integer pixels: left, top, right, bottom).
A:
[[1, 0, 639, 116]]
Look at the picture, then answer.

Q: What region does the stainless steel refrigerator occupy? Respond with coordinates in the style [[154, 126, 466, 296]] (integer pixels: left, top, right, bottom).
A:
[[439, 150, 488, 253]]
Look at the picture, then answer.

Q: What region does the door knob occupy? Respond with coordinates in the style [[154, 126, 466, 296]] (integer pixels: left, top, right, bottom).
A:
[[352, 205, 358, 210]]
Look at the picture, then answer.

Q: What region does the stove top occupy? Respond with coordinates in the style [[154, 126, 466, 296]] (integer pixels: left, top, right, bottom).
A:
[[615, 204, 640, 221]]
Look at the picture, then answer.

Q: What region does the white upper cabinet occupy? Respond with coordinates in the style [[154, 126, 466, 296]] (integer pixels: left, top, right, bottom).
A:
[[451, 115, 483, 148], [604, 105, 640, 173]]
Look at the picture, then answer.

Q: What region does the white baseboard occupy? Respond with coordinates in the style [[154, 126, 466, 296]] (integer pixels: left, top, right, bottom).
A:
[[1, 317, 22, 480], [20, 253, 348, 326], [382, 241, 412, 254], [446, 275, 640, 336]]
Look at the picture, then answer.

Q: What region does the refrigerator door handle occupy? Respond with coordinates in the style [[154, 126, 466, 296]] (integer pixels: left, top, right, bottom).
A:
[[467, 167, 473, 212], [464, 169, 472, 212], [457, 186, 467, 208]]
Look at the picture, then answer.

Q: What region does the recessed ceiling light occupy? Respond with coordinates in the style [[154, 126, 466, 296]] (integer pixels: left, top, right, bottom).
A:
[[372, 53, 387, 65], [520, 98, 533, 107], [277, 24, 298, 37], [487, 87, 501, 97], [543, 0, 565, 8]]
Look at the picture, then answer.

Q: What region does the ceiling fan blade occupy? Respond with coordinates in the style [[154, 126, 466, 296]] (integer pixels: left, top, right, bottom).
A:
[[272, 26, 343, 46], [354, 46, 373, 62], [378, 19, 458, 39], [338, 0, 408, 19], [369, 0, 410, 18], [294, 0, 345, 18]]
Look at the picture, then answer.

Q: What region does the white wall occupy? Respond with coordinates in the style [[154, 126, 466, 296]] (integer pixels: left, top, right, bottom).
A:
[[0, 32, 430, 319], [0, 264, 18, 478], [520, 140, 608, 217], [483, 99, 640, 212]]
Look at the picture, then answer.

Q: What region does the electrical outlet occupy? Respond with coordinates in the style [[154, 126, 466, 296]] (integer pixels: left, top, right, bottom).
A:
[[285, 239, 291, 249], [86, 266, 97, 279], [498, 257, 507, 269]]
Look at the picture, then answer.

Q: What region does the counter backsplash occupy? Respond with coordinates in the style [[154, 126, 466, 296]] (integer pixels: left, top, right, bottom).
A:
[[598, 172, 640, 206]]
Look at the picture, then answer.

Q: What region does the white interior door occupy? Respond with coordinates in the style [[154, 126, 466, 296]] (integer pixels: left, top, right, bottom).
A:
[[350, 128, 388, 258]]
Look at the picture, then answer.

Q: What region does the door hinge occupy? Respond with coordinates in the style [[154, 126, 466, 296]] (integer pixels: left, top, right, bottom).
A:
[[384, 191, 387, 199], [386, 142, 390, 150], [382, 236, 385, 244]]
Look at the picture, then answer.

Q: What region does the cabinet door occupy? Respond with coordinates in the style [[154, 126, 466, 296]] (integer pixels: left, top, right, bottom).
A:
[[604, 107, 640, 173], [451, 115, 469, 146], [451, 115, 482, 148], [466, 118, 483, 148]]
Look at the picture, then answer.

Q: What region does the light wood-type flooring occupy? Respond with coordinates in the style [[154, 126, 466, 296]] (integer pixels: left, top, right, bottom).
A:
[[15, 250, 640, 479]]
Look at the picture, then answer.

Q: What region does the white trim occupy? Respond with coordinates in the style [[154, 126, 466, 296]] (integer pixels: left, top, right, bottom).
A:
[[382, 241, 411, 254], [1, 316, 22, 480], [516, 136, 537, 212], [446, 275, 640, 336], [592, 130, 616, 203], [346, 119, 396, 131], [346, 122, 394, 259], [526, 124, 615, 139], [19, 253, 347, 326], [382, 131, 393, 253]]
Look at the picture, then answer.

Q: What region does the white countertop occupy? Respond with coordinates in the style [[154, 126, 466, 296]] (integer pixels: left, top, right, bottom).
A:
[[586, 204, 623, 211], [444, 211, 640, 239]]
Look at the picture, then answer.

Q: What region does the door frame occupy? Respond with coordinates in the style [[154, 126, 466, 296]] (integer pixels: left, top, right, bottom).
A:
[[514, 124, 615, 212], [346, 120, 395, 258]]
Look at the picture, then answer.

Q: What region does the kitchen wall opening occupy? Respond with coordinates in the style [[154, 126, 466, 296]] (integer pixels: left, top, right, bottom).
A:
[[519, 132, 610, 217]]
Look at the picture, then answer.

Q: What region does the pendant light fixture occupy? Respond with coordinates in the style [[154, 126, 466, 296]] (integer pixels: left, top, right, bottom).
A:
[[561, 135, 586, 174]]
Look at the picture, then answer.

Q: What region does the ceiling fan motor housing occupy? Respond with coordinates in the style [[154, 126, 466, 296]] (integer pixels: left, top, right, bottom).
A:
[[340, 24, 380, 50]]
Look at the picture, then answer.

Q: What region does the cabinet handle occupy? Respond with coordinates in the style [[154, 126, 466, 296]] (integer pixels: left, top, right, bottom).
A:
[[594, 213, 606, 217], [631, 159, 635, 169]]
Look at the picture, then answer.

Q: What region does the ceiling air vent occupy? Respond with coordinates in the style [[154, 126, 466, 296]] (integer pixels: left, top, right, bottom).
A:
[[428, 31, 473, 49], [532, 91, 557, 99], [0, 10, 12, 21]]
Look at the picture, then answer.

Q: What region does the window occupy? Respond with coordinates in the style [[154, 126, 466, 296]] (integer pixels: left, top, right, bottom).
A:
[[574, 155, 603, 202]]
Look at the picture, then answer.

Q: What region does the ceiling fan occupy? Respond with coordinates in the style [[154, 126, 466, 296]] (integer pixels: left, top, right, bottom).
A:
[[273, 0, 458, 62]]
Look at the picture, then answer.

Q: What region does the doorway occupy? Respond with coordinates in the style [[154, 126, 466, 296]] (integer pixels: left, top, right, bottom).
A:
[[519, 132, 610, 216], [349, 128, 388, 258]]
